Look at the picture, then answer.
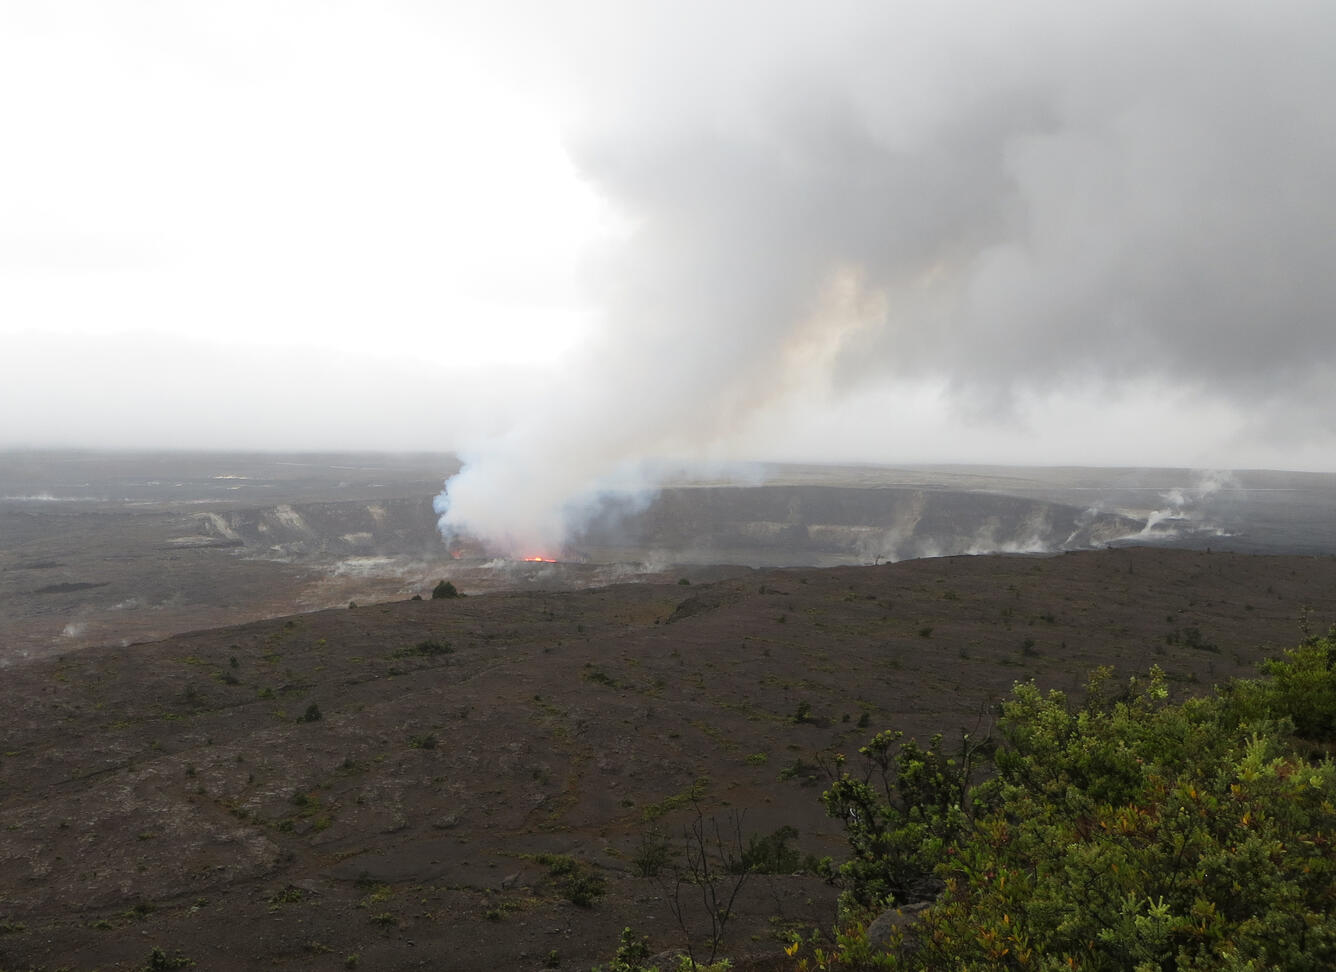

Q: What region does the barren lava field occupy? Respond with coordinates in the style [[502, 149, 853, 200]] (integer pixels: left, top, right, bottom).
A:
[[3, 548, 1336, 970]]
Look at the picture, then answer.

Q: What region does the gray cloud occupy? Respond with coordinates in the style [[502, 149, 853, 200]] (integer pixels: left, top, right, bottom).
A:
[[438, 0, 1336, 552], [574, 0, 1336, 404]]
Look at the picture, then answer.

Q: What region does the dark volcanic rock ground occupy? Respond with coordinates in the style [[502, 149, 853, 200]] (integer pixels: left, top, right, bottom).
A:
[[3, 548, 1336, 970]]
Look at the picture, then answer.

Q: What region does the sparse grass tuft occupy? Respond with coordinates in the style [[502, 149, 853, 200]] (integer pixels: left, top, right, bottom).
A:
[[535, 853, 606, 907], [139, 947, 195, 970], [394, 639, 453, 658], [584, 666, 616, 687]]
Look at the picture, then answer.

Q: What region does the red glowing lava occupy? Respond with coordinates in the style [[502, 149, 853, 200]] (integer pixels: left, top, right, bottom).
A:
[[522, 555, 558, 563]]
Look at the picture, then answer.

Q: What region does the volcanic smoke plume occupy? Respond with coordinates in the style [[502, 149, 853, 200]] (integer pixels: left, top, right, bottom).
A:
[[436, 0, 1336, 556]]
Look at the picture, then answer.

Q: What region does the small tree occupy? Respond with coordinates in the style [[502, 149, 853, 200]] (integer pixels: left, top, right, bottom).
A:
[[655, 803, 752, 967], [431, 580, 459, 600]]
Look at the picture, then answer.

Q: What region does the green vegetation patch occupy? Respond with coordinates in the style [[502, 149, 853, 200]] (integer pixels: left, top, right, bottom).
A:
[[534, 853, 606, 908], [641, 777, 710, 822], [804, 631, 1336, 970], [394, 639, 454, 658]]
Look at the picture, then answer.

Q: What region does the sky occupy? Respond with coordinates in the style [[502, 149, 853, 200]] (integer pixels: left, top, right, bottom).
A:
[[3, 1, 1336, 549]]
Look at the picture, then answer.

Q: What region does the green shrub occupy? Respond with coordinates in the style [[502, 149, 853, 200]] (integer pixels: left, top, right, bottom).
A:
[[737, 824, 803, 874], [535, 853, 605, 907], [563, 871, 606, 908], [821, 728, 992, 915], [139, 949, 195, 971], [811, 637, 1336, 970], [394, 639, 453, 658], [584, 667, 616, 687], [1165, 625, 1218, 652], [431, 580, 460, 599], [778, 758, 822, 786], [1223, 633, 1336, 741], [267, 886, 303, 906], [593, 926, 652, 972], [632, 829, 674, 877]]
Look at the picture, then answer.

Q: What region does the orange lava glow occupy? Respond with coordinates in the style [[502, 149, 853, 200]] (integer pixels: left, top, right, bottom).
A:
[[522, 555, 558, 563]]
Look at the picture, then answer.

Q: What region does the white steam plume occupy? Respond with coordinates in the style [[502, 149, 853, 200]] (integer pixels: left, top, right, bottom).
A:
[[1137, 469, 1240, 539]]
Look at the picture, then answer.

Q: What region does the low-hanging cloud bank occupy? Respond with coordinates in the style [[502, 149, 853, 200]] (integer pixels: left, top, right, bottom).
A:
[[437, 0, 1336, 555]]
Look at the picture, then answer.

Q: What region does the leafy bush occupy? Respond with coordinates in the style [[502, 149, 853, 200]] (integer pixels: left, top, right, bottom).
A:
[[593, 927, 652, 972], [585, 667, 616, 687], [821, 728, 994, 916], [139, 949, 195, 971], [593, 926, 734, 972], [394, 639, 453, 658], [563, 871, 606, 908], [431, 580, 460, 599], [1222, 633, 1336, 742], [778, 758, 823, 786], [804, 636, 1336, 970], [633, 828, 675, 877], [1165, 625, 1218, 652], [736, 824, 803, 874], [535, 853, 606, 907]]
